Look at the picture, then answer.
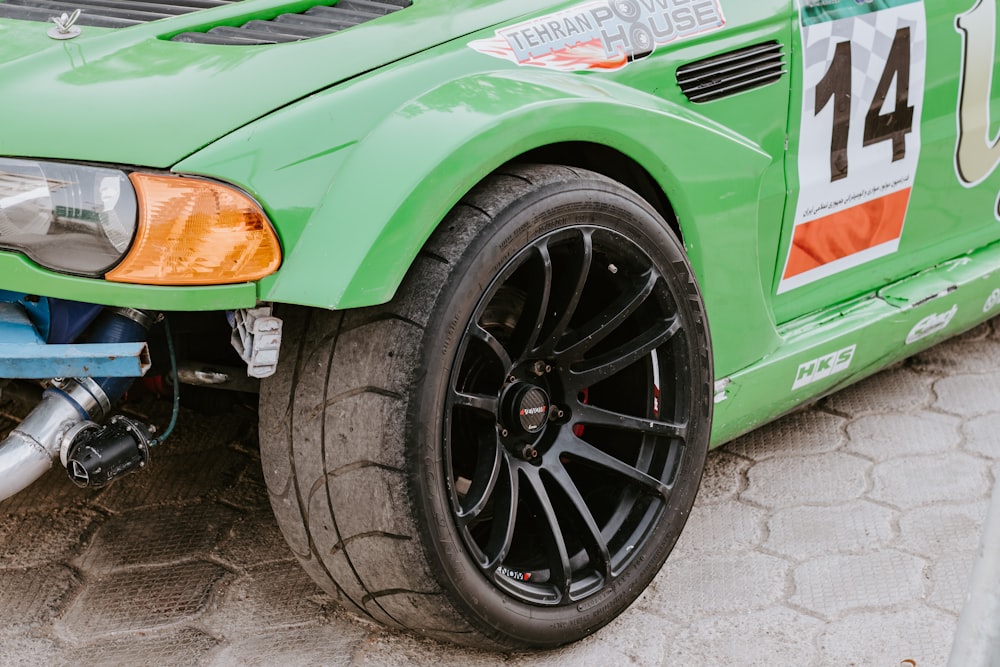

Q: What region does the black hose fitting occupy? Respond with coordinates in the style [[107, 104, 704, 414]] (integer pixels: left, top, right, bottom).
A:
[[64, 415, 152, 488]]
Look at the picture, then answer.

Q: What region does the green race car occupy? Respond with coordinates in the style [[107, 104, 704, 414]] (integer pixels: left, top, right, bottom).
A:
[[0, 0, 996, 650]]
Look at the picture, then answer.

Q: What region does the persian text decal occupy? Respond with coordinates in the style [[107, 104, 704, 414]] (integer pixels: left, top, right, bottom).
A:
[[469, 0, 725, 72]]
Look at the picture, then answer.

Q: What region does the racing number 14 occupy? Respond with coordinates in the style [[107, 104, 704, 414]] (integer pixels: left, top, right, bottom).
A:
[[815, 27, 915, 182]]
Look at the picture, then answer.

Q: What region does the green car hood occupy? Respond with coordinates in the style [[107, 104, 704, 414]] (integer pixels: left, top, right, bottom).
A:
[[0, 0, 536, 167]]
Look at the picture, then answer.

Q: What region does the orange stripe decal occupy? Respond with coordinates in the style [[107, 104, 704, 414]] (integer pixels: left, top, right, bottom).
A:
[[783, 188, 912, 280]]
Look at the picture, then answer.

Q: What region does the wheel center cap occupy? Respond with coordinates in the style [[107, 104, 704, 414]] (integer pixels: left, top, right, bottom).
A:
[[517, 387, 549, 432], [501, 383, 550, 435]]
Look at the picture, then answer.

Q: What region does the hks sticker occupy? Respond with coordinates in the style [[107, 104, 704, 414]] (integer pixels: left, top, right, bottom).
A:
[[792, 344, 857, 390]]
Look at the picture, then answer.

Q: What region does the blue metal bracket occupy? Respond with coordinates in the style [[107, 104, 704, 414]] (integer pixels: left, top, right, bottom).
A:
[[0, 302, 149, 379]]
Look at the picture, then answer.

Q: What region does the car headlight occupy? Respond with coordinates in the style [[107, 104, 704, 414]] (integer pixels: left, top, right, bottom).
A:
[[0, 158, 137, 276], [0, 158, 281, 284]]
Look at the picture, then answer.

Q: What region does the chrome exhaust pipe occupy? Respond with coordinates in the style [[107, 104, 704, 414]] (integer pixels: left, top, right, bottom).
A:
[[0, 379, 108, 502]]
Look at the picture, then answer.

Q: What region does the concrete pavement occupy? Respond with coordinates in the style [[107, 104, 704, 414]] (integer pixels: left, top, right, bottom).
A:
[[2, 319, 999, 666]]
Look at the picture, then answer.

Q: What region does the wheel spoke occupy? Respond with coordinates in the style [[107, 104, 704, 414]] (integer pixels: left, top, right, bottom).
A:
[[568, 316, 680, 390], [536, 231, 593, 355], [450, 389, 498, 416], [546, 463, 612, 579], [555, 431, 670, 501], [482, 457, 520, 571], [523, 467, 572, 595], [469, 322, 513, 370], [456, 438, 504, 526], [510, 243, 553, 356], [574, 403, 687, 440], [556, 269, 659, 361]]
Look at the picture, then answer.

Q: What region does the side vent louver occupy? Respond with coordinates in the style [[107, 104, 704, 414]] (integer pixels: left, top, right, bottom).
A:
[[172, 0, 410, 44], [676, 41, 785, 104]]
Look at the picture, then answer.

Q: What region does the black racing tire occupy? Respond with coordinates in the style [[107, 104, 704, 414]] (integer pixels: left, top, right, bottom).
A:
[[259, 164, 713, 650]]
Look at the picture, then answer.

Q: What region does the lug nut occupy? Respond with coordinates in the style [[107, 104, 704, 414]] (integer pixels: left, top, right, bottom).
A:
[[521, 445, 538, 459], [531, 360, 547, 376]]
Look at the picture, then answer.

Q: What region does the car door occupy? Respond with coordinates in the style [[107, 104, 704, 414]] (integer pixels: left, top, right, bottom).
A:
[[774, 0, 1000, 322]]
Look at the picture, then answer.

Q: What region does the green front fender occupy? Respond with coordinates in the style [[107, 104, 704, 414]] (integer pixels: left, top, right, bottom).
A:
[[181, 69, 784, 375]]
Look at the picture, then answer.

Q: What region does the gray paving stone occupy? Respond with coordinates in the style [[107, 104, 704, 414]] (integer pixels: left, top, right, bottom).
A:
[[0, 565, 78, 635], [0, 636, 69, 667], [741, 452, 870, 508], [511, 609, 674, 667], [55, 561, 229, 641], [963, 412, 1000, 459], [928, 549, 976, 615], [816, 607, 956, 666], [823, 365, 934, 416], [348, 607, 678, 667], [871, 453, 992, 508], [764, 501, 896, 560], [845, 411, 962, 460], [74, 503, 237, 574], [217, 457, 272, 511], [0, 508, 100, 569], [65, 628, 220, 667], [897, 502, 989, 556], [212, 621, 368, 667], [213, 509, 296, 568], [911, 334, 1000, 374], [725, 410, 846, 461], [693, 449, 750, 506], [203, 561, 332, 636], [345, 630, 497, 667], [671, 499, 766, 559], [643, 552, 790, 620], [933, 370, 1000, 416], [790, 550, 926, 618], [663, 607, 823, 667]]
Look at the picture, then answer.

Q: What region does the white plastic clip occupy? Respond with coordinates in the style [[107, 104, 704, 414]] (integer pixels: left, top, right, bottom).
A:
[[230, 306, 283, 378]]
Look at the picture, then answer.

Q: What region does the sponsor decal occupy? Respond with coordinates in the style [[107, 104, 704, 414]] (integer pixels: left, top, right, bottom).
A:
[[497, 566, 532, 582], [469, 0, 726, 72], [984, 288, 1000, 314], [792, 344, 857, 390], [779, 0, 926, 293], [906, 304, 958, 344], [955, 0, 1000, 219]]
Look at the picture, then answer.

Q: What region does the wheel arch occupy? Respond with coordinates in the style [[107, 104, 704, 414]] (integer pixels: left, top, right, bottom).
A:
[[253, 73, 766, 312]]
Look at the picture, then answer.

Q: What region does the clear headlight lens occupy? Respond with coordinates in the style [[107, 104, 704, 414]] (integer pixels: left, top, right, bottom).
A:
[[0, 158, 137, 276]]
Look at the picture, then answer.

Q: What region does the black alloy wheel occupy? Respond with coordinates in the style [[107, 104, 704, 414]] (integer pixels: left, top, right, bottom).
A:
[[445, 225, 692, 606]]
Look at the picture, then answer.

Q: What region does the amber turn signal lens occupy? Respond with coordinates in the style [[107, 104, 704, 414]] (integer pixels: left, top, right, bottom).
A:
[[105, 173, 281, 285]]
